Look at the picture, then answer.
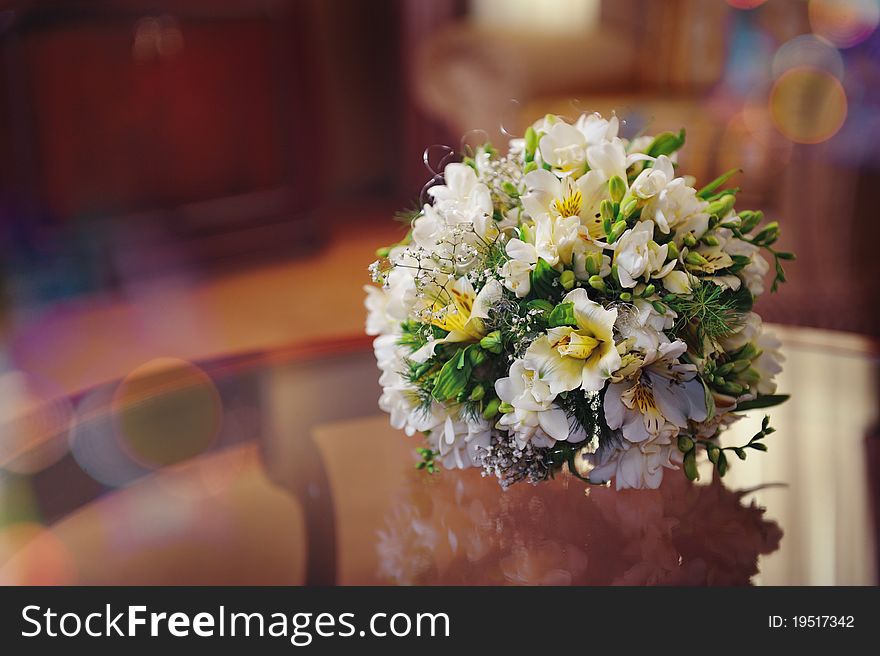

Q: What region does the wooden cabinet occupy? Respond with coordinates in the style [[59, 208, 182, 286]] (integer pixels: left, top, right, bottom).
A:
[[0, 1, 322, 274]]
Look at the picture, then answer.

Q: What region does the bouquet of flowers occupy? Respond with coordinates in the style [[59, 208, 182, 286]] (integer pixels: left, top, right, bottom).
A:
[[365, 112, 793, 490]]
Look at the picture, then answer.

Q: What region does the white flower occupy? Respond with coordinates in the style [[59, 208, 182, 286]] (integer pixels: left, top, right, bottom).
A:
[[428, 162, 493, 217], [521, 168, 610, 242], [586, 138, 650, 182], [721, 312, 783, 396], [588, 439, 682, 490], [613, 220, 676, 288], [525, 288, 621, 394], [662, 270, 693, 295], [534, 213, 580, 267], [642, 177, 709, 236], [500, 238, 538, 297], [435, 413, 493, 470], [720, 228, 769, 295], [412, 277, 503, 361], [575, 112, 620, 144], [539, 121, 588, 176], [494, 359, 587, 448], [364, 285, 398, 336], [604, 341, 708, 444], [630, 155, 675, 200]]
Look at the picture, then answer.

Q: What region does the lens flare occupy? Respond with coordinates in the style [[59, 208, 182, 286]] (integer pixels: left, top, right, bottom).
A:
[[112, 358, 222, 469], [772, 34, 846, 80], [809, 0, 880, 48], [769, 67, 848, 144], [0, 372, 73, 475], [0, 522, 77, 585], [69, 387, 152, 487]]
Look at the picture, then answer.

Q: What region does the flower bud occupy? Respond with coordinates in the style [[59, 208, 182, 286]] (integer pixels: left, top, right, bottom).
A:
[[584, 251, 600, 276], [469, 384, 485, 401], [524, 126, 538, 159], [717, 380, 745, 396], [588, 275, 606, 292], [707, 445, 721, 464], [666, 241, 679, 261], [498, 401, 515, 414], [731, 359, 751, 373], [609, 220, 628, 242], [559, 269, 576, 290], [753, 221, 780, 246], [608, 175, 627, 203], [707, 194, 736, 218], [479, 330, 503, 354], [738, 210, 763, 233], [701, 235, 720, 247], [642, 283, 656, 297], [683, 232, 698, 248], [619, 292, 632, 302], [621, 197, 639, 219], [685, 251, 708, 266], [482, 397, 501, 419], [677, 435, 694, 453]]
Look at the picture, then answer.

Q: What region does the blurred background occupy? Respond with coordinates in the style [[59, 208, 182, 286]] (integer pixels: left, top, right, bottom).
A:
[[0, 0, 879, 585]]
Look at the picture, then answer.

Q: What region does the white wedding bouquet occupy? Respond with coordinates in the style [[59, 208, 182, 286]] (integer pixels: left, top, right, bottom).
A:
[[366, 113, 793, 490]]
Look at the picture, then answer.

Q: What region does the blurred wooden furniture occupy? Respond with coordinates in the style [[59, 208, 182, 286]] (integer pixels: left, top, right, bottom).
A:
[[0, 0, 322, 278]]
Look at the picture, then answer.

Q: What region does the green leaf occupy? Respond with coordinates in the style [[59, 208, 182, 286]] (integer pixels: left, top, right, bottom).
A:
[[697, 167, 741, 199], [683, 449, 699, 481], [548, 302, 578, 328], [733, 447, 747, 460], [735, 394, 790, 411], [717, 451, 729, 476], [646, 128, 686, 159], [530, 258, 559, 298], [749, 442, 768, 452], [432, 349, 471, 401]]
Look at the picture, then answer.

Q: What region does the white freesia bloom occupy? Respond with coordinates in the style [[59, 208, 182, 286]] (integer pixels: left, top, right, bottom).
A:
[[495, 359, 574, 448], [534, 213, 580, 267], [539, 121, 589, 176], [525, 288, 621, 394], [364, 285, 398, 336], [588, 439, 683, 490], [586, 138, 651, 181], [604, 341, 708, 444], [428, 162, 493, 217], [575, 112, 619, 144], [642, 177, 710, 237], [435, 413, 493, 470], [500, 238, 538, 297], [613, 220, 676, 288], [630, 156, 675, 200]]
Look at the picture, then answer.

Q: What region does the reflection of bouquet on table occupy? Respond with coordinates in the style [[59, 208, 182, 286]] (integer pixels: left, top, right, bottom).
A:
[[377, 469, 782, 586], [366, 112, 793, 490]]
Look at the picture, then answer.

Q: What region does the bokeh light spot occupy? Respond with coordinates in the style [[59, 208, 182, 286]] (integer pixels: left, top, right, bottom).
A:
[[809, 0, 880, 48], [769, 67, 848, 144], [0, 522, 77, 585], [772, 34, 846, 80], [112, 358, 222, 469]]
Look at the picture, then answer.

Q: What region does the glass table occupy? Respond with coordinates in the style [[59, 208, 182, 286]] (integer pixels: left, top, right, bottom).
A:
[[0, 327, 877, 585]]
